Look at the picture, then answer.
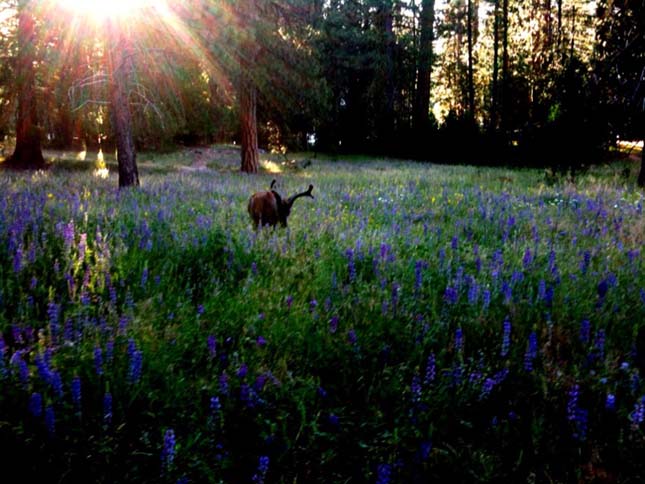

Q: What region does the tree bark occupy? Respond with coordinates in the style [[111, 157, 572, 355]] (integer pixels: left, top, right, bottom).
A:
[[239, 0, 259, 174], [501, 0, 509, 130], [490, 0, 500, 131], [379, 0, 395, 153], [108, 21, 139, 188], [413, 0, 436, 135], [5, 1, 45, 170], [467, 0, 475, 120]]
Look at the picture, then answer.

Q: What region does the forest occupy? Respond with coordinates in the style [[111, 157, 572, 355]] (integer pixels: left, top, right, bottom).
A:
[[1, 1, 645, 483], [0, 0, 643, 182]]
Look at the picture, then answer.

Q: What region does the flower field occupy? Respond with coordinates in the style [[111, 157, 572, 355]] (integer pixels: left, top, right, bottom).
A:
[[1, 158, 644, 483]]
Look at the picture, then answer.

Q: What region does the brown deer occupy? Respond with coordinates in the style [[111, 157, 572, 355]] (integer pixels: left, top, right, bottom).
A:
[[248, 180, 314, 229]]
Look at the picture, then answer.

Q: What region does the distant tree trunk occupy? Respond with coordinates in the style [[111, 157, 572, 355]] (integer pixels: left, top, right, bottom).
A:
[[501, 0, 509, 130], [413, 0, 436, 135], [490, 0, 500, 130], [379, 0, 395, 153], [108, 22, 139, 188], [239, 0, 259, 174], [6, 1, 45, 170], [466, 0, 475, 120]]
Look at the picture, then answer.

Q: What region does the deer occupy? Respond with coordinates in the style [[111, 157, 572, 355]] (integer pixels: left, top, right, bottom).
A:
[[248, 179, 314, 229]]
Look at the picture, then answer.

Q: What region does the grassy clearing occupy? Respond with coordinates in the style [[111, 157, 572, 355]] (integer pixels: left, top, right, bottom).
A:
[[0, 150, 644, 482]]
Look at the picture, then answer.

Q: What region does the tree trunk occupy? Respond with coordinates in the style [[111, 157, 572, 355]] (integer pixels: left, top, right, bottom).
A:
[[239, 0, 259, 174], [501, 0, 509, 130], [108, 22, 139, 188], [379, 0, 395, 153], [490, 0, 500, 131], [239, 72, 259, 174], [467, 0, 475, 120], [5, 1, 45, 170], [413, 0, 436, 135]]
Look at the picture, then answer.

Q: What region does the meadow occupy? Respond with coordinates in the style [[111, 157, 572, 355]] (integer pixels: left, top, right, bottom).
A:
[[1, 152, 644, 483]]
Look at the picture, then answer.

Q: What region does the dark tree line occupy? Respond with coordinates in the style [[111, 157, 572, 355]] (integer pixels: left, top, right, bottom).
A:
[[0, 0, 643, 185]]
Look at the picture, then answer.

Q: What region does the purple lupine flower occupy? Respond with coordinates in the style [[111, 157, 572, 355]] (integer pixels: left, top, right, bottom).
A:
[[631, 397, 645, 426], [310, 299, 318, 312], [210, 396, 221, 414], [500, 318, 511, 358], [375, 463, 392, 484], [522, 248, 533, 269], [346, 249, 357, 282], [104, 392, 113, 425], [207, 335, 217, 359], [251, 262, 258, 276], [455, 328, 463, 353], [50, 370, 63, 398], [13, 245, 22, 273], [580, 250, 591, 274], [129, 350, 143, 384], [106, 340, 114, 364], [573, 408, 588, 441], [567, 385, 579, 421], [11, 352, 30, 387], [391, 282, 400, 312], [424, 353, 436, 385], [598, 279, 609, 299], [502, 281, 512, 304], [481, 377, 495, 398], [482, 289, 491, 309], [538, 279, 546, 301], [71, 376, 81, 410], [256, 336, 267, 347], [286, 295, 293, 309], [47, 302, 60, 340], [29, 392, 43, 417], [237, 363, 248, 379], [606, 393, 616, 411], [94, 346, 103, 376], [141, 267, 149, 287], [252, 455, 270, 484], [62, 221, 75, 249], [444, 285, 458, 305], [595, 329, 606, 360], [161, 429, 176, 471], [467, 278, 478, 304], [411, 375, 422, 403], [35, 352, 52, 384], [528, 331, 538, 358], [329, 316, 339, 334], [451, 235, 459, 251], [45, 405, 55, 436], [579, 319, 591, 344], [414, 260, 424, 292], [347, 329, 358, 346], [219, 372, 229, 396]]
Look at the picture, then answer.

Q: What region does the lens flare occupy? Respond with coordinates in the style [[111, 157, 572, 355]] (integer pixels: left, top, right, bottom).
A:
[[57, 0, 157, 20]]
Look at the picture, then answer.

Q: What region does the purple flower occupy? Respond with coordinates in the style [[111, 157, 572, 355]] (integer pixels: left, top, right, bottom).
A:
[[481, 377, 495, 398], [375, 463, 392, 484], [455, 328, 463, 353], [631, 397, 645, 426], [219, 372, 229, 396], [29, 392, 43, 417], [482, 289, 491, 309], [210, 396, 221, 414], [444, 285, 458, 305], [71, 376, 82, 410], [598, 279, 609, 299], [161, 429, 176, 470], [522, 248, 533, 269], [103, 392, 113, 425], [424, 353, 436, 385], [252, 455, 270, 484], [606, 393, 616, 411], [207, 335, 217, 358], [286, 295, 293, 309], [329, 316, 339, 334], [94, 346, 103, 376], [256, 336, 267, 347], [411, 375, 422, 403], [567, 384, 579, 422], [579, 319, 591, 344], [500, 318, 511, 358], [237, 363, 248, 379], [348, 329, 358, 345], [50, 370, 63, 398]]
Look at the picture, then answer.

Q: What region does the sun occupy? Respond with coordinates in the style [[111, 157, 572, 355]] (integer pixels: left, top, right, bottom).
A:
[[57, 0, 157, 20]]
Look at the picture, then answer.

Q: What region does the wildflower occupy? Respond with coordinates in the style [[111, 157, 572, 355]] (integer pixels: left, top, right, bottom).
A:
[[414, 260, 424, 292], [127, 339, 143, 384], [444, 285, 458, 305], [256, 336, 267, 347], [29, 392, 43, 417], [481, 377, 496, 398], [329, 316, 339, 334], [630, 396, 645, 426], [573, 408, 588, 441], [71, 376, 81, 410], [237, 363, 248, 379], [210, 396, 221, 414], [500, 318, 511, 358], [219, 372, 229, 396], [375, 463, 392, 484], [207, 335, 217, 358], [606, 393, 616, 411], [103, 392, 113, 425], [595, 329, 606, 360], [455, 328, 463, 353], [424, 353, 436, 385], [161, 429, 176, 471], [50, 370, 63, 398], [522, 248, 533, 269], [411, 375, 422, 403], [567, 385, 579, 422], [482, 289, 491, 309], [348, 329, 358, 346], [94, 346, 103, 376], [252, 456, 270, 484], [346, 249, 357, 282], [580, 250, 591, 274]]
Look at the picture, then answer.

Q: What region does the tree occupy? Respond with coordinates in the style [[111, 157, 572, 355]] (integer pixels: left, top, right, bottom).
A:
[[413, 0, 436, 136], [4, 0, 45, 170], [107, 20, 139, 187], [238, 0, 259, 174]]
